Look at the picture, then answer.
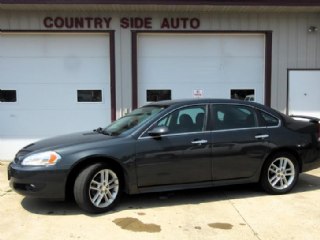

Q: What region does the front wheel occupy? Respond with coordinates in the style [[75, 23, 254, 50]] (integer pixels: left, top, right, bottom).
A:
[[260, 153, 299, 194], [74, 163, 122, 214]]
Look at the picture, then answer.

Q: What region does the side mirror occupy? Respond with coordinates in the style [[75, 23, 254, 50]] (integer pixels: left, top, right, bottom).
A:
[[148, 126, 169, 137]]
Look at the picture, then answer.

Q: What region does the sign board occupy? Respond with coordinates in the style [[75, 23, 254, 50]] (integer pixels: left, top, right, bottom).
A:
[[193, 89, 203, 98]]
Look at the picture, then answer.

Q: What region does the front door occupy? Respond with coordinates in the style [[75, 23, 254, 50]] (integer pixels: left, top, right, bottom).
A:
[[135, 104, 212, 187]]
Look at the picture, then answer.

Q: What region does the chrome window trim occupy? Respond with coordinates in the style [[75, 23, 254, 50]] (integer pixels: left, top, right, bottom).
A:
[[139, 130, 212, 140], [137, 102, 282, 140], [138, 125, 280, 140], [138, 103, 209, 140], [210, 125, 277, 133]]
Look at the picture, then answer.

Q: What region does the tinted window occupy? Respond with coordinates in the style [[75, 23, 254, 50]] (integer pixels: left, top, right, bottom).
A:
[[147, 90, 171, 102], [231, 89, 255, 101], [155, 105, 206, 133], [77, 90, 102, 102], [260, 111, 279, 127], [212, 104, 257, 130], [0, 90, 16, 102], [105, 106, 165, 136]]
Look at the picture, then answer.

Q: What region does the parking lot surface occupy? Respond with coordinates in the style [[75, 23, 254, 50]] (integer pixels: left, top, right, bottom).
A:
[[1, 161, 320, 240]]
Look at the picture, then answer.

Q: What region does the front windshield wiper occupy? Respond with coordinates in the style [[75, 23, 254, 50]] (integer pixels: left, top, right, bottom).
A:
[[93, 127, 110, 135]]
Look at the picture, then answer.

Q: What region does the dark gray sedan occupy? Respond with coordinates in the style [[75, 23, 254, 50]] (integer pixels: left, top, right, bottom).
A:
[[8, 99, 320, 213]]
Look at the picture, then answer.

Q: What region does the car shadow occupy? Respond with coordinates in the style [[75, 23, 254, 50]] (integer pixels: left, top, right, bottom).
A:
[[20, 172, 320, 216]]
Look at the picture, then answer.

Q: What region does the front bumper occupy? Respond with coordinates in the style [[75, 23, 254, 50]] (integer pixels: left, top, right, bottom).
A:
[[8, 162, 68, 200]]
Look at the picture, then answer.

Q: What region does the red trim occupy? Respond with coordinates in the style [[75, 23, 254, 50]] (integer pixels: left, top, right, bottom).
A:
[[265, 32, 272, 107], [109, 31, 116, 121], [132, 31, 138, 109], [132, 30, 273, 108], [2, 29, 117, 122], [2, 0, 320, 6]]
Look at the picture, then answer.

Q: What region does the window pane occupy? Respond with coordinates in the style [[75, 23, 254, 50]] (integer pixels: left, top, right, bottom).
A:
[[77, 90, 102, 102], [147, 90, 171, 102], [231, 89, 255, 101], [212, 104, 257, 130], [260, 111, 279, 127], [105, 106, 165, 136], [155, 105, 206, 133], [0, 90, 16, 102]]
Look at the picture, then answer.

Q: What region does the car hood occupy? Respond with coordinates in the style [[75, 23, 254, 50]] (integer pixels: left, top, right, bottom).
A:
[[21, 131, 114, 153]]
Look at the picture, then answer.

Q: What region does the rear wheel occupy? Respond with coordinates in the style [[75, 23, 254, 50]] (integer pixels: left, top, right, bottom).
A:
[[74, 163, 122, 214], [260, 153, 299, 194]]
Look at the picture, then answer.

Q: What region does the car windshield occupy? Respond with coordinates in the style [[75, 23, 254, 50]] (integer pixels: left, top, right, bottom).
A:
[[104, 105, 166, 136]]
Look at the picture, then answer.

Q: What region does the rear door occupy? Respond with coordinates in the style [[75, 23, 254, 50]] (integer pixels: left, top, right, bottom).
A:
[[211, 104, 269, 180]]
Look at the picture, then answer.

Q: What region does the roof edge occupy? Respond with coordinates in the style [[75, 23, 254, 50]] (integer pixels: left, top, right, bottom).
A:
[[1, 1, 320, 7]]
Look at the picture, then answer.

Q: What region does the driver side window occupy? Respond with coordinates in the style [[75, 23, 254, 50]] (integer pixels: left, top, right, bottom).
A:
[[155, 105, 206, 134]]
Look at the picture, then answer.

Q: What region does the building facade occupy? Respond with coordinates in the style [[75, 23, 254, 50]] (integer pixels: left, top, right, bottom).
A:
[[1, 0, 320, 159]]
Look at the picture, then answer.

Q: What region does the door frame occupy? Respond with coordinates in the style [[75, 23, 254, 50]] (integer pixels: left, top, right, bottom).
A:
[[286, 68, 320, 115]]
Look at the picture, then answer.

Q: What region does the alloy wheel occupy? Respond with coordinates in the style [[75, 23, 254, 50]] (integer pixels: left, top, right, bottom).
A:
[[89, 169, 119, 208], [267, 157, 295, 190]]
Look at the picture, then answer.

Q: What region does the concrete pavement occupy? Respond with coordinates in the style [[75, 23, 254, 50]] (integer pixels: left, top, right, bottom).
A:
[[1, 161, 319, 240]]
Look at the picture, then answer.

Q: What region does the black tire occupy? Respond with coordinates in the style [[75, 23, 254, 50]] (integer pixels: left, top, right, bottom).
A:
[[74, 163, 122, 214], [260, 152, 299, 194]]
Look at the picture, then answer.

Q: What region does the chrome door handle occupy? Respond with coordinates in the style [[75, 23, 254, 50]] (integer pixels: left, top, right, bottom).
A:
[[191, 139, 208, 145], [255, 134, 269, 139]]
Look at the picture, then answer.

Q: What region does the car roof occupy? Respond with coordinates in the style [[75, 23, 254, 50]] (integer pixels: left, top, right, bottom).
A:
[[143, 98, 284, 118], [144, 98, 258, 107], [144, 98, 242, 106]]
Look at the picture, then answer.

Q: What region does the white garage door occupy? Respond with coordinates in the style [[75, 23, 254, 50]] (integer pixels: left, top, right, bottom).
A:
[[137, 33, 265, 106], [0, 33, 111, 159], [288, 70, 320, 118]]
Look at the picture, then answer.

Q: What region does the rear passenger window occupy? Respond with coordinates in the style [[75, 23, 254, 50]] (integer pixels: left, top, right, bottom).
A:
[[260, 111, 279, 127], [212, 104, 257, 130]]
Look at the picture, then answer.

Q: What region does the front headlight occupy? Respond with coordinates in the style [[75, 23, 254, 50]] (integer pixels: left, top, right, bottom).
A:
[[21, 151, 61, 166]]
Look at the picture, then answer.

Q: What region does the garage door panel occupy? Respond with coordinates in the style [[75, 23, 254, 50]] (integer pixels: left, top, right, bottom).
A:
[[0, 33, 111, 159], [139, 58, 222, 83], [138, 33, 265, 106], [223, 35, 265, 57], [1, 34, 109, 57], [8, 84, 109, 108], [140, 57, 264, 85], [139, 82, 262, 102], [138, 83, 227, 104], [0, 58, 109, 84], [223, 58, 264, 83], [139, 35, 223, 57], [0, 109, 109, 138]]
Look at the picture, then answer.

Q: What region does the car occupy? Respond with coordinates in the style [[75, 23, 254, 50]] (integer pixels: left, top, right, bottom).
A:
[[244, 94, 255, 102], [8, 99, 320, 213]]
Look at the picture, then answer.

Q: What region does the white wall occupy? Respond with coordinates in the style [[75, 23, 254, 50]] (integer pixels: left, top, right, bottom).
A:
[[1, 11, 320, 115], [0, 10, 320, 159]]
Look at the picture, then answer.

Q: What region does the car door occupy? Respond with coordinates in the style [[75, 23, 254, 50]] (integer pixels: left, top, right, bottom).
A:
[[135, 104, 212, 187], [211, 104, 269, 180]]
